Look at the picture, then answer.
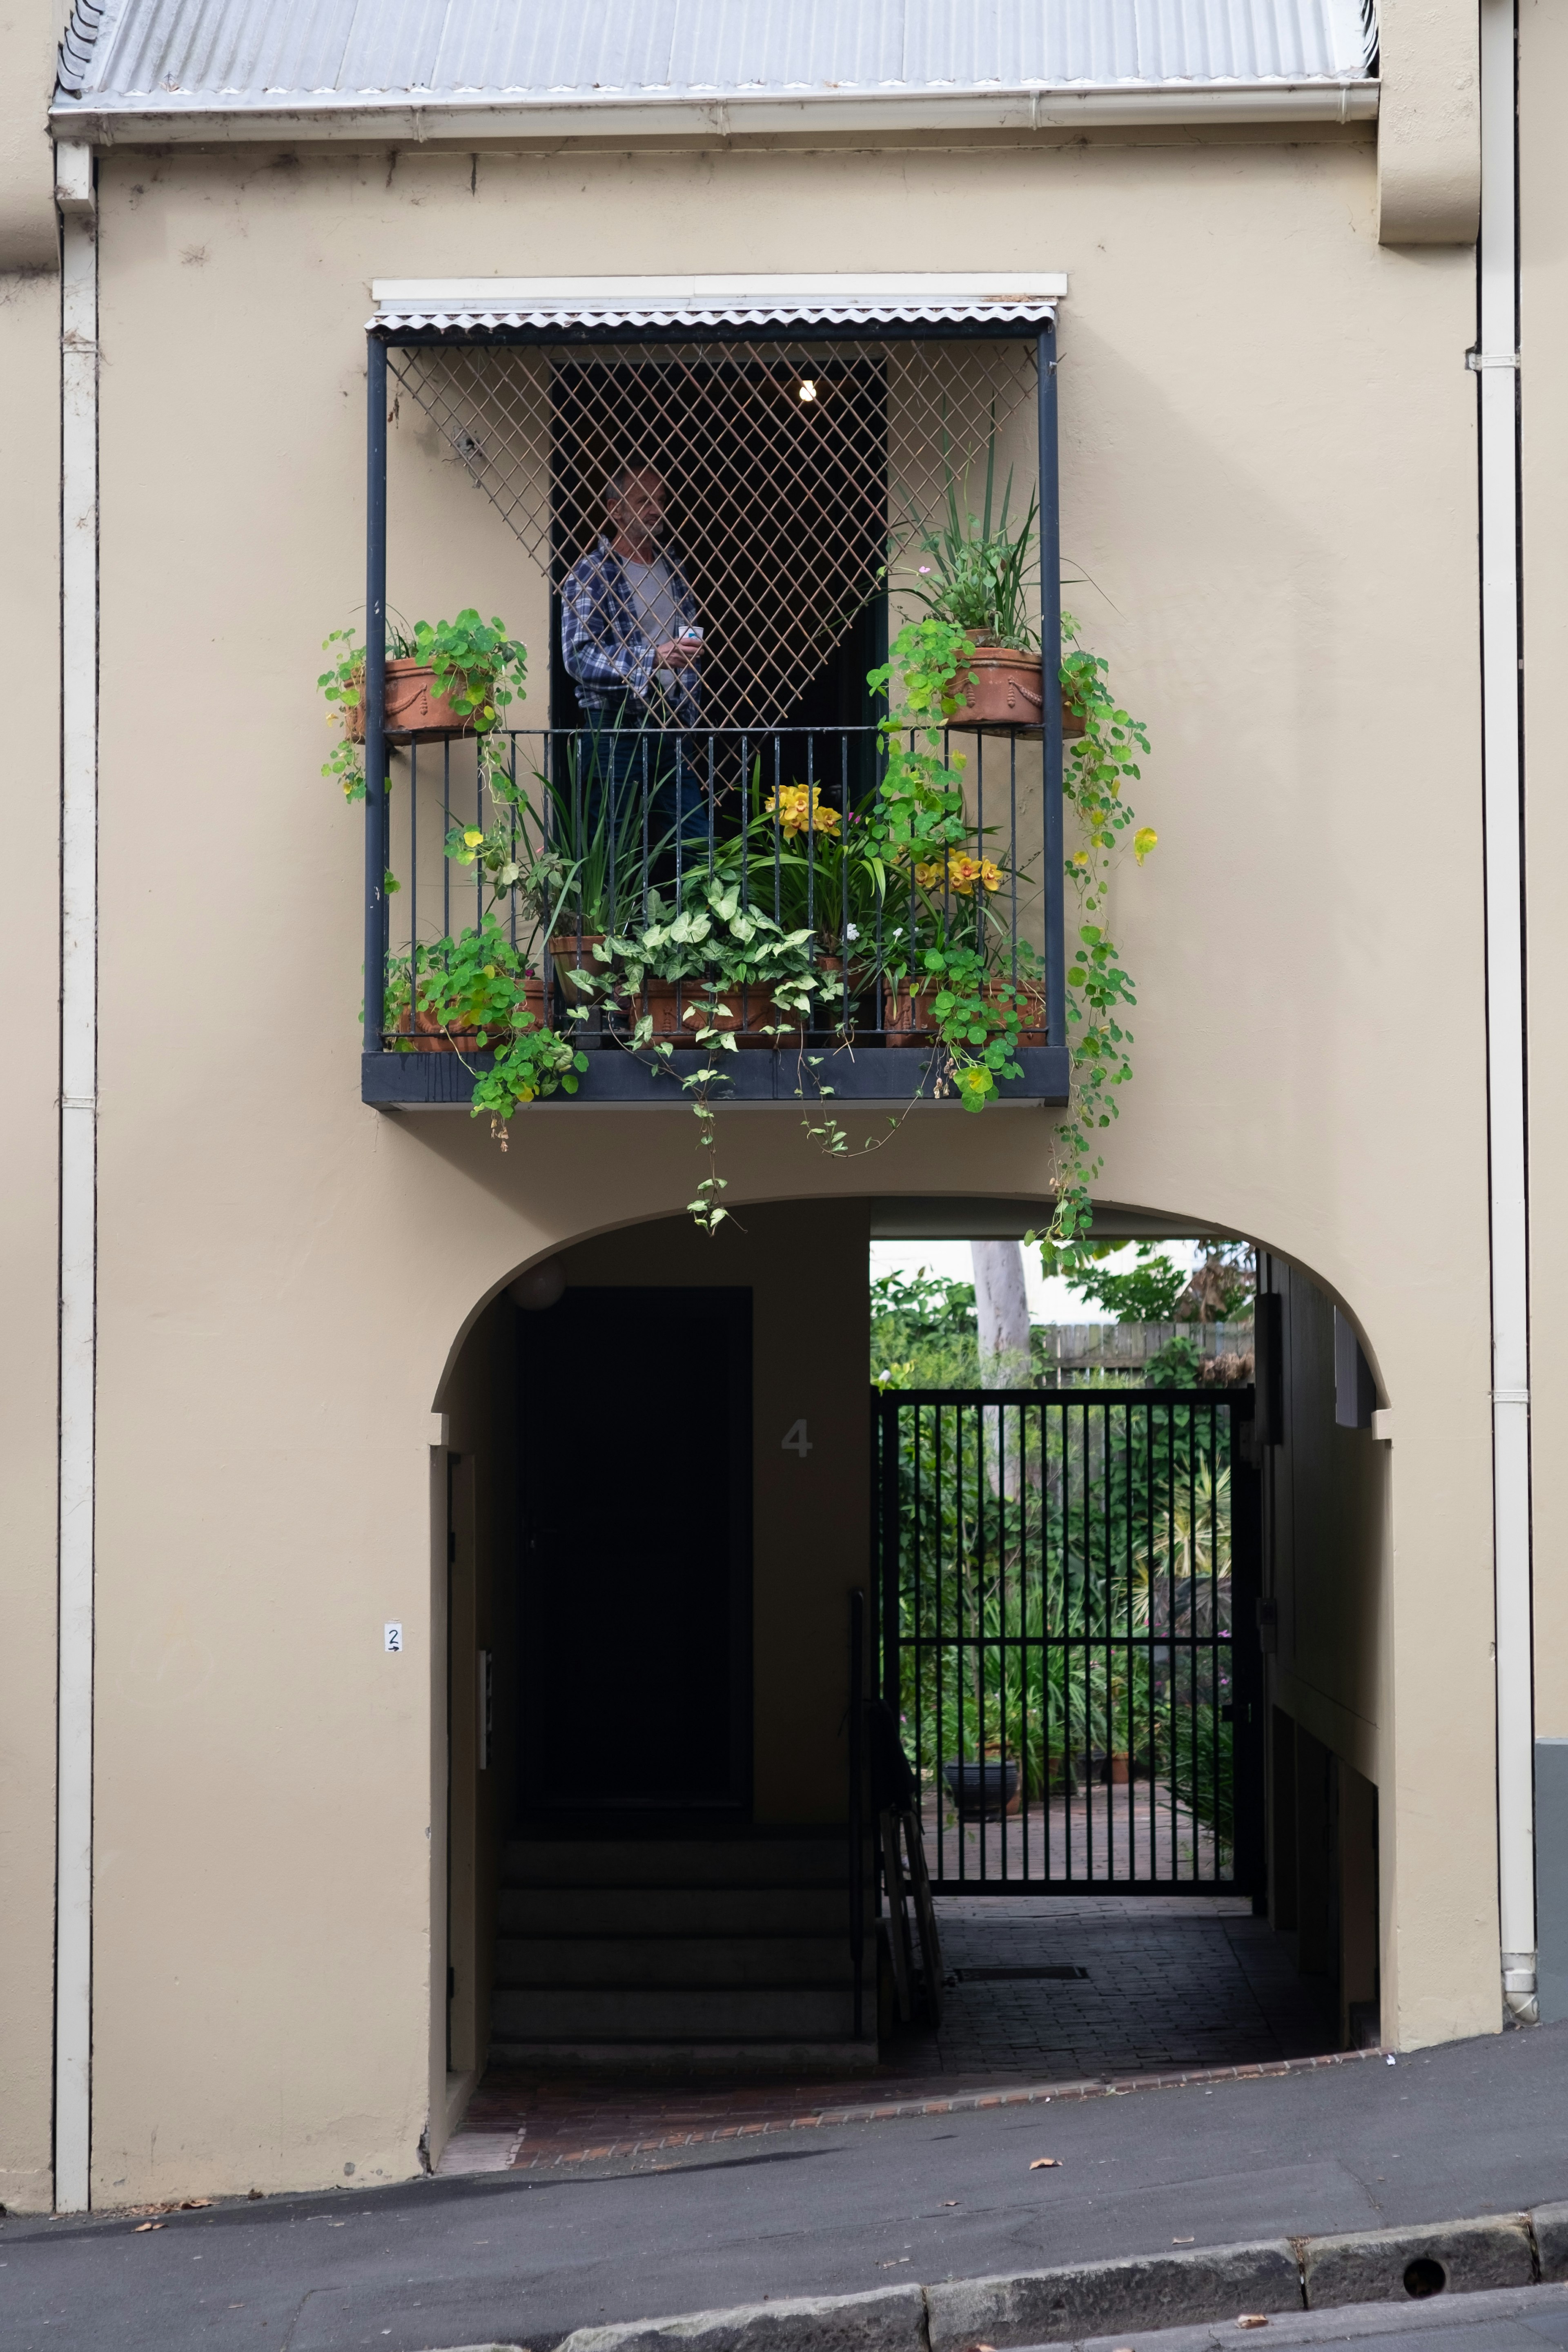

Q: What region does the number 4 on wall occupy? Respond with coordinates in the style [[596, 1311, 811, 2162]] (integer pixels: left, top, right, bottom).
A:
[[781, 1419, 813, 1457]]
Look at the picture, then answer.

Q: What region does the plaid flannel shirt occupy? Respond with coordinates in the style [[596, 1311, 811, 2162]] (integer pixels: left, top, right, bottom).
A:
[[560, 537, 702, 725]]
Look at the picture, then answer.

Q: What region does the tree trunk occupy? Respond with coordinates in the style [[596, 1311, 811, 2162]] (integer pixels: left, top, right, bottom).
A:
[[972, 1239, 1031, 1500], [972, 1239, 1031, 1385]]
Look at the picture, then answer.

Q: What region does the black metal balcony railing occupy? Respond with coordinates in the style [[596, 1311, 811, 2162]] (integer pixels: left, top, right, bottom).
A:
[[360, 316, 1069, 1109], [361, 718, 1070, 1108]]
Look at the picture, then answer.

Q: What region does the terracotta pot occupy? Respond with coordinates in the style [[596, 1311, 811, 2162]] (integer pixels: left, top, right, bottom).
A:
[[548, 933, 605, 1003], [1107, 1751, 1131, 1787], [630, 978, 773, 1044], [881, 979, 940, 1047], [949, 641, 1088, 739], [808, 955, 870, 1031], [388, 975, 546, 1054], [984, 976, 1049, 1048], [347, 659, 477, 744]]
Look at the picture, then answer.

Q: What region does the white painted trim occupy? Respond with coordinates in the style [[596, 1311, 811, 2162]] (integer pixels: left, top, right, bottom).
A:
[[56, 176, 98, 2214], [54, 141, 94, 216], [1478, 0, 1536, 2023], [373, 271, 1068, 311], [49, 81, 1380, 146]]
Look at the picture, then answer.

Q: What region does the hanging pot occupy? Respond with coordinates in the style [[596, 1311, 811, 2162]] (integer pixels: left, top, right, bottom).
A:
[[347, 659, 477, 745], [948, 639, 1089, 739]]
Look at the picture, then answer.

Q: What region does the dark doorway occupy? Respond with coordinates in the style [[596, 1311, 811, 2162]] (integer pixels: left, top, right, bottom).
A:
[[547, 346, 890, 748], [516, 1286, 753, 1821]]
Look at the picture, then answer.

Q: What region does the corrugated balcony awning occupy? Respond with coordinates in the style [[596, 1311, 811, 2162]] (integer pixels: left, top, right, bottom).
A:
[[370, 274, 1067, 336]]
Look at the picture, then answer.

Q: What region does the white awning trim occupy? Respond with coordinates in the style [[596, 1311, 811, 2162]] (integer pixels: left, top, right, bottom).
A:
[[370, 273, 1065, 335]]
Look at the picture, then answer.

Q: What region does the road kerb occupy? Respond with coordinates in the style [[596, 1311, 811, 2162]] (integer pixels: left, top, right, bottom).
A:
[[924, 2242, 1303, 2350], [557, 2283, 929, 2352], [1301, 2215, 1535, 2307], [553, 2203, 1568, 2352]]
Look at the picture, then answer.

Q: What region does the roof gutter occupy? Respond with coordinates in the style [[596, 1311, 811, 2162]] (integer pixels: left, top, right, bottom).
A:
[[47, 80, 1380, 147]]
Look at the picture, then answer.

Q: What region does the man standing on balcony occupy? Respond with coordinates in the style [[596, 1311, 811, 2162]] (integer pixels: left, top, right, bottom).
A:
[[560, 463, 707, 877]]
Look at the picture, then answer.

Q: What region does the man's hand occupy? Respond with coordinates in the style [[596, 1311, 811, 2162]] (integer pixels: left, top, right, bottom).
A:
[[656, 637, 703, 671]]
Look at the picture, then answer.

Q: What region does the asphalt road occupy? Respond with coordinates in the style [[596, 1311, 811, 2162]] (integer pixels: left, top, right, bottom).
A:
[[7, 2023, 1568, 2352]]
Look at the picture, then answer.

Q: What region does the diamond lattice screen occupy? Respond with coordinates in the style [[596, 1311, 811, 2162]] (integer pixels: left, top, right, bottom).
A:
[[388, 338, 1036, 732]]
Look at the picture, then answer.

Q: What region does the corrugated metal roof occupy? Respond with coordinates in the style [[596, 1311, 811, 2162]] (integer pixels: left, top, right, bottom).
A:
[[370, 272, 1066, 334], [55, 0, 1379, 111]]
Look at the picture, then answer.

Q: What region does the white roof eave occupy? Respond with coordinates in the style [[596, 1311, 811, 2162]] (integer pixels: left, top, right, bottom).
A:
[[49, 79, 1380, 144]]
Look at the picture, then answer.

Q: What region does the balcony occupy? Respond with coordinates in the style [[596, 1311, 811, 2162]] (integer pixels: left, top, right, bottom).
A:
[[355, 277, 1071, 1115]]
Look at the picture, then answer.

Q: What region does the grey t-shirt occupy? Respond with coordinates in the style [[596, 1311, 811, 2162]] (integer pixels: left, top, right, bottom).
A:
[[620, 555, 682, 688]]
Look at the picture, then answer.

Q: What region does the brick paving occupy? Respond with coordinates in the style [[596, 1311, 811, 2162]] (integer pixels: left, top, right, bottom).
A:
[[919, 1784, 1222, 1888], [439, 1893, 1341, 2176]]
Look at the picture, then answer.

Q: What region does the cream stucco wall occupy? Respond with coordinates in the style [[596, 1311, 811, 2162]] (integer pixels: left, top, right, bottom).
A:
[[42, 118, 1496, 2202]]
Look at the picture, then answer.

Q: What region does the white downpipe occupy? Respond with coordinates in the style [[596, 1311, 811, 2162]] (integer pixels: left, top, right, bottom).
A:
[[1477, 0, 1536, 2024], [56, 181, 98, 2210]]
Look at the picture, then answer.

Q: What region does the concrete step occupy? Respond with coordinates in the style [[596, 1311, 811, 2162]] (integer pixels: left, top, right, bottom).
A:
[[490, 1984, 860, 2042], [487, 2037, 879, 2075], [494, 1935, 854, 1989], [501, 1838, 850, 1889], [497, 1885, 851, 1938]]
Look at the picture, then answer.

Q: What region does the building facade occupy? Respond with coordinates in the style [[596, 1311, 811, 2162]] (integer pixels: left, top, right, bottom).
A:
[[0, 0, 1551, 2215]]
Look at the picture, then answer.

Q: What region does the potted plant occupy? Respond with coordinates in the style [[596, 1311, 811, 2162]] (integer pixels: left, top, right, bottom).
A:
[[942, 1756, 1020, 1820], [906, 440, 1085, 739], [535, 745, 675, 1002], [319, 610, 526, 793], [383, 919, 546, 1051], [382, 915, 588, 1129], [583, 875, 828, 1050]]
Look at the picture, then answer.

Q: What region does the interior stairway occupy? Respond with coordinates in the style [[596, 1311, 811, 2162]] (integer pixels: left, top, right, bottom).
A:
[[490, 1833, 878, 2070]]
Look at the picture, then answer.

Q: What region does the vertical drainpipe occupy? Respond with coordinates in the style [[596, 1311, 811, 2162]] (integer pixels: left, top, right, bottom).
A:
[[1476, 0, 1536, 2023], [364, 336, 388, 1056], [56, 144, 99, 2212], [1037, 320, 1065, 1055]]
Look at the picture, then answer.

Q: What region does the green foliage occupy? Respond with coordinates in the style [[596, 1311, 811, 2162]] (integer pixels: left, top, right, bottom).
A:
[[871, 1268, 981, 1390], [1051, 1240, 1189, 1324], [413, 610, 525, 733], [383, 914, 588, 1127], [318, 609, 526, 805], [863, 620, 1035, 1105], [1045, 615, 1156, 1248], [890, 1397, 1236, 1856], [318, 628, 370, 800], [906, 430, 1039, 650], [715, 771, 904, 967], [1144, 1333, 1203, 1389], [589, 873, 828, 1037], [566, 873, 842, 1235]]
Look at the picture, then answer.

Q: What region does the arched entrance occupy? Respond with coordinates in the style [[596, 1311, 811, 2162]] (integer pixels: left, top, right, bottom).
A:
[[432, 1197, 1385, 2169]]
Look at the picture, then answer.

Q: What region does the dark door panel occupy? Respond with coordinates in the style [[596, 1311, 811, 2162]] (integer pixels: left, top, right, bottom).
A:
[[518, 1286, 753, 1817]]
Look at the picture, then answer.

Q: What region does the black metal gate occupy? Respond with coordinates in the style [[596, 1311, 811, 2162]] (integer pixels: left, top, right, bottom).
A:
[[873, 1388, 1264, 1896]]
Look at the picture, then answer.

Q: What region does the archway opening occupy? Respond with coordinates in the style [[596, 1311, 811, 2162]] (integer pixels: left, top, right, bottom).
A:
[[433, 1198, 1383, 2172]]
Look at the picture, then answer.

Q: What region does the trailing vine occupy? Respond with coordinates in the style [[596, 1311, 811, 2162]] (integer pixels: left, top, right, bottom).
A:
[[1040, 615, 1157, 1251]]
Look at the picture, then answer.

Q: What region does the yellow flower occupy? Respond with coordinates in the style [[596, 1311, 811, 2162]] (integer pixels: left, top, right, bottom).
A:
[[765, 784, 841, 839], [913, 851, 1003, 897]]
